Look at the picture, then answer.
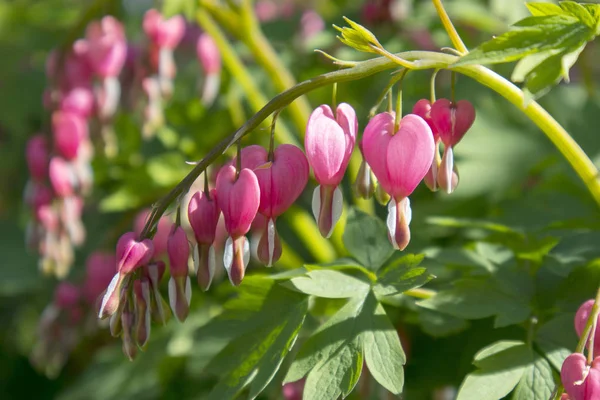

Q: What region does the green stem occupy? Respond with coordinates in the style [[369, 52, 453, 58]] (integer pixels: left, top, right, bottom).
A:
[[141, 51, 600, 247], [431, 0, 468, 54]]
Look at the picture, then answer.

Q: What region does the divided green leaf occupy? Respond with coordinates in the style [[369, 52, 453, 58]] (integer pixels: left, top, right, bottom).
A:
[[374, 254, 433, 296]]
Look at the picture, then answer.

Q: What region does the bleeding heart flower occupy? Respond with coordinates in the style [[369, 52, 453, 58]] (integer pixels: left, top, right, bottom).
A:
[[413, 99, 441, 192], [49, 157, 77, 197], [561, 353, 600, 400], [167, 226, 191, 322], [238, 144, 309, 266], [216, 165, 260, 285], [143, 9, 186, 49], [188, 189, 220, 290], [52, 111, 88, 160], [305, 103, 357, 237], [196, 33, 221, 105], [362, 112, 434, 250], [59, 87, 95, 118], [85, 16, 127, 78]]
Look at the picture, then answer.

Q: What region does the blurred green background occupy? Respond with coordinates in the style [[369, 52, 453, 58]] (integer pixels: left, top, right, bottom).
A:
[[1, 0, 600, 399]]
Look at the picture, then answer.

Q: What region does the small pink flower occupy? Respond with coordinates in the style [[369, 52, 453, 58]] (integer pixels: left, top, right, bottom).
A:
[[561, 353, 600, 400], [59, 87, 95, 118], [305, 103, 357, 237], [49, 157, 77, 197], [216, 165, 260, 285], [188, 189, 220, 290], [134, 209, 172, 258], [196, 33, 221, 105], [52, 111, 88, 160], [54, 282, 80, 309], [86, 16, 127, 78], [167, 226, 191, 322], [26, 135, 49, 180], [362, 112, 434, 250], [239, 144, 309, 266], [143, 9, 186, 49]]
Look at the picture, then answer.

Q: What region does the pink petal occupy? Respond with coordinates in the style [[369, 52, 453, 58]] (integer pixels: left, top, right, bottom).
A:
[[167, 226, 190, 277], [188, 189, 220, 244], [562, 353, 588, 400], [216, 165, 260, 238], [362, 112, 394, 195]]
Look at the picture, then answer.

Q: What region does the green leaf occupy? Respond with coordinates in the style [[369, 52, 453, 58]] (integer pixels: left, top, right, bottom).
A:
[[535, 313, 576, 370], [512, 353, 555, 400], [204, 284, 308, 400], [418, 309, 470, 337], [286, 269, 370, 299], [525, 3, 565, 17], [286, 289, 405, 398], [559, 1, 596, 30], [418, 278, 530, 328], [374, 254, 434, 296], [342, 207, 394, 270], [457, 341, 531, 400], [360, 291, 405, 394]]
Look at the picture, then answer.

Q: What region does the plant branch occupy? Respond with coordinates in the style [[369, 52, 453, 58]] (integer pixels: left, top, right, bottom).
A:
[[431, 0, 468, 54]]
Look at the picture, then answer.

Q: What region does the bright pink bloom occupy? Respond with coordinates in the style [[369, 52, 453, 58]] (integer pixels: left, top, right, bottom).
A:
[[143, 9, 186, 49], [216, 165, 260, 285], [54, 282, 80, 309], [196, 33, 221, 105], [134, 209, 172, 258], [188, 189, 220, 290], [52, 111, 88, 160], [26, 135, 49, 180], [167, 225, 191, 322], [59, 87, 95, 118], [83, 251, 116, 306], [239, 144, 309, 265], [362, 112, 434, 250], [413, 99, 441, 192], [575, 300, 600, 355], [561, 353, 600, 400], [305, 103, 357, 237], [49, 157, 76, 197], [85, 16, 127, 78], [116, 232, 154, 274], [430, 99, 475, 148]]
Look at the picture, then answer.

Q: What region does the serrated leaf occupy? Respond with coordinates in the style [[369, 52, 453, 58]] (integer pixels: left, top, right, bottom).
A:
[[512, 353, 554, 400], [418, 278, 530, 328], [342, 208, 394, 270], [360, 291, 405, 394], [374, 254, 433, 296], [559, 1, 596, 29], [286, 269, 370, 299], [457, 341, 531, 400], [204, 285, 308, 400]]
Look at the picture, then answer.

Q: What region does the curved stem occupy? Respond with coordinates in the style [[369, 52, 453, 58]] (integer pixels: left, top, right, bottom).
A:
[[141, 51, 600, 243], [431, 0, 468, 54]]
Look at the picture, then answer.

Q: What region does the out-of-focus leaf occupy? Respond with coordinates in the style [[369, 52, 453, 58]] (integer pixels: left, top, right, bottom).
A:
[[342, 207, 394, 271], [418, 309, 470, 337], [535, 313, 577, 370]]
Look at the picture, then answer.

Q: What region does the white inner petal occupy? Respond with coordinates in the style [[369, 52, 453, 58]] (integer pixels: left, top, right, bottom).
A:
[[403, 197, 412, 226], [185, 276, 192, 306], [329, 187, 344, 238], [223, 236, 234, 277], [193, 243, 200, 275], [207, 245, 216, 290], [267, 218, 276, 267], [386, 201, 399, 250], [311, 185, 321, 223], [443, 146, 454, 194], [98, 272, 121, 318], [168, 277, 178, 320], [242, 236, 250, 268]]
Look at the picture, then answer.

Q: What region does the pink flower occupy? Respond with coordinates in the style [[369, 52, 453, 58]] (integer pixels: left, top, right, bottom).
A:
[[49, 157, 77, 197], [52, 111, 88, 160], [143, 9, 186, 49], [26, 135, 49, 180], [167, 226, 191, 322], [282, 379, 305, 400], [413, 99, 441, 192], [188, 189, 220, 290], [86, 16, 127, 78], [575, 300, 600, 355], [54, 282, 80, 309], [239, 144, 309, 266], [216, 165, 260, 285], [300, 10, 324, 42], [196, 33, 221, 105], [83, 251, 116, 306], [362, 112, 434, 250], [561, 353, 600, 400], [305, 103, 357, 237], [59, 87, 95, 118], [134, 209, 172, 258]]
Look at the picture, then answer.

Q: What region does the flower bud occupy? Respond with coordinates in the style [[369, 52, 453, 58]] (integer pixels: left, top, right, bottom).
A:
[[167, 226, 191, 322]]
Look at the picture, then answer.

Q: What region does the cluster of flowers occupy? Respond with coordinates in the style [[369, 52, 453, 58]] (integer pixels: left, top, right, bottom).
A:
[[26, 11, 222, 278], [31, 252, 116, 376], [25, 16, 128, 278], [561, 300, 600, 399], [96, 95, 475, 359]]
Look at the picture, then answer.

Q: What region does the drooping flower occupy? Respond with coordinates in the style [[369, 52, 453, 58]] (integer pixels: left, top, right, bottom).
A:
[[196, 33, 221, 106], [167, 225, 191, 322], [362, 112, 434, 250], [49, 157, 76, 197], [98, 232, 154, 319], [188, 189, 220, 290], [239, 144, 309, 266], [305, 103, 357, 237], [52, 111, 88, 160], [561, 353, 600, 400], [216, 165, 260, 285], [85, 16, 127, 78], [430, 98, 475, 194], [412, 99, 441, 192]]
